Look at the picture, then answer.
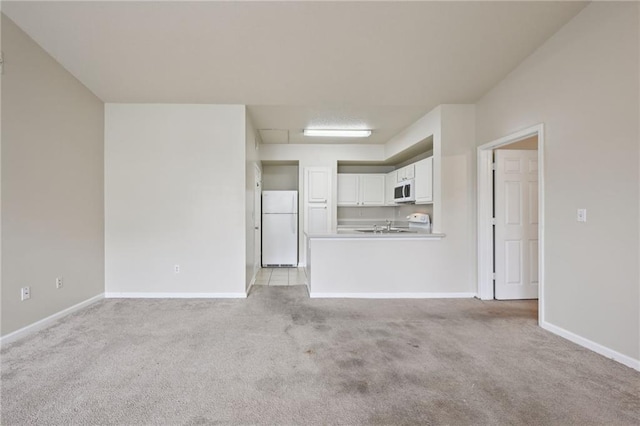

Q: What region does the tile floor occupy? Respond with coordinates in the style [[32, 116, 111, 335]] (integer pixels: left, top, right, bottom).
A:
[[254, 267, 307, 286]]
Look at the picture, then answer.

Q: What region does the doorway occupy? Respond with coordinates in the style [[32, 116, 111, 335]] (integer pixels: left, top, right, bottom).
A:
[[477, 124, 545, 321]]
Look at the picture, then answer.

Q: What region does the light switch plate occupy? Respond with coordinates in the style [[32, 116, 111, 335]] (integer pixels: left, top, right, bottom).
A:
[[577, 208, 587, 222]]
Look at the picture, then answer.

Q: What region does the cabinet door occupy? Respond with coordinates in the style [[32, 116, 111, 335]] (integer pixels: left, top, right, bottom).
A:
[[404, 164, 415, 180], [306, 168, 329, 203], [307, 204, 330, 234], [396, 165, 414, 181], [337, 174, 359, 206], [360, 174, 385, 206], [415, 157, 433, 203], [386, 170, 397, 205]]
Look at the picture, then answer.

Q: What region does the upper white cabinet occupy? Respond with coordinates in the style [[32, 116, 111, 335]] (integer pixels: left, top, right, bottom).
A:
[[337, 174, 385, 206], [414, 157, 433, 204], [385, 170, 397, 205], [337, 174, 359, 206], [360, 175, 385, 205], [396, 164, 415, 182]]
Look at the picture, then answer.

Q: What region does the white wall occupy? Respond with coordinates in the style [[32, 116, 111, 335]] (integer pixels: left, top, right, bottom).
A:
[[1, 15, 104, 335], [476, 2, 639, 361], [337, 206, 396, 222], [105, 104, 247, 296]]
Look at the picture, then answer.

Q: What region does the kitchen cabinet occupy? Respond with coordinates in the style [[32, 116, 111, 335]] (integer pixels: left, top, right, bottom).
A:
[[307, 203, 330, 234], [337, 174, 385, 206], [396, 164, 415, 182], [306, 168, 330, 203], [414, 157, 433, 204], [385, 170, 397, 205], [337, 174, 359, 206], [304, 167, 332, 233]]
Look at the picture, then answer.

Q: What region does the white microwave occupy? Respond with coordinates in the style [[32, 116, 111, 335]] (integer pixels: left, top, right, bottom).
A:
[[394, 179, 415, 203]]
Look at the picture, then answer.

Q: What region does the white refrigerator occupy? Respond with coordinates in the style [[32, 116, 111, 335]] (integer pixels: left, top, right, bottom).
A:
[[262, 190, 298, 267]]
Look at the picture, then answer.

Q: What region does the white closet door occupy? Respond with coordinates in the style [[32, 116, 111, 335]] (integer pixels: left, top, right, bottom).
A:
[[495, 150, 539, 300]]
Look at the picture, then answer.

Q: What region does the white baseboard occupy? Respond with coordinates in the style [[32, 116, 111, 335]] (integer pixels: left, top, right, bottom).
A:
[[104, 292, 247, 299], [540, 320, 640, 371], [309, 292, 476, 299], [247, 275, 256, 293], [0, 293, 105, 346]]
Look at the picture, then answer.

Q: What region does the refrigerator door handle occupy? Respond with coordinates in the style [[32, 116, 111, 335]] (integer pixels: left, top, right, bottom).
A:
[[291, 213, 296, 233]]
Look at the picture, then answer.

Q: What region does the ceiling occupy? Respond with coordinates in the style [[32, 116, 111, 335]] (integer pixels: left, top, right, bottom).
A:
[[3, 1, 587, 145]]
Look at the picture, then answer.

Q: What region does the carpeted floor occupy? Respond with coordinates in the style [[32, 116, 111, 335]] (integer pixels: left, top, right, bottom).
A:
[[1, 285, 638, 425]]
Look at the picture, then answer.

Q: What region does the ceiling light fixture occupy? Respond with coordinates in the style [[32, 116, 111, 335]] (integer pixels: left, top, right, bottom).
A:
[[303, 129, 372, 138]]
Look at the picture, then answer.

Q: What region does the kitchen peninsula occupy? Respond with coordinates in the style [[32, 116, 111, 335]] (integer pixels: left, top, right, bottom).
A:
[[305, 227, 473, 299]]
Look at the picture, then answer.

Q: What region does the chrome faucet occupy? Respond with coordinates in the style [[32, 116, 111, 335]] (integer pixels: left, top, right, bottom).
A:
[[385, 220, 392, 231]]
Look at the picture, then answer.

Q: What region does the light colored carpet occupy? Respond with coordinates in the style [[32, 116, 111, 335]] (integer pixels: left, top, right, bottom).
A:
[[1, 285, 638, 425]]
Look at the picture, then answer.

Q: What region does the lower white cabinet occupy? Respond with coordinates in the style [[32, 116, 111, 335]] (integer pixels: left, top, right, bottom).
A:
[[337, 174, 385, 206], [307, 203, 330, 233], [414, 157, 433, 204]]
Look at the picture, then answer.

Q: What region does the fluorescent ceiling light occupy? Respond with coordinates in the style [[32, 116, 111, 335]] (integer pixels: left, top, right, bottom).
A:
[[303, 129, 372, 138]]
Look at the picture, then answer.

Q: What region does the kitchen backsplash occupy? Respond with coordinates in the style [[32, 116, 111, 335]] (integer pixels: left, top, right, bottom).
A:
[[337, 204, 433, 224]]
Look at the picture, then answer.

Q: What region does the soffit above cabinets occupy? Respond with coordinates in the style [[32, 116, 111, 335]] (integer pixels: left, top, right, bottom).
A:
[[339, 136, 434, 167]]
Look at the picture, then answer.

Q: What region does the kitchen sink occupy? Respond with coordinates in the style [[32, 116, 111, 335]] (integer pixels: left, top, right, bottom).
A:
[[356, 228, 415, 234]]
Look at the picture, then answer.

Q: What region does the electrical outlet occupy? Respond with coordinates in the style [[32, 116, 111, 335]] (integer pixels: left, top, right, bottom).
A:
[[174, 264, 180, 274], [56, 277, 63, 289], [21, 286, 31, 301], [577, 208, 587, 223]]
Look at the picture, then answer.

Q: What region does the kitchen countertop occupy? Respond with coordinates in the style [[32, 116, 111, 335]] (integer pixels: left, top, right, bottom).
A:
[[306, 228, 445, 240]]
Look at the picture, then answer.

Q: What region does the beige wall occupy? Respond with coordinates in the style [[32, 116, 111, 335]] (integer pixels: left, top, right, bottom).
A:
[[500, 135, 538, 150], [476, 2, 639, 360], [105, 104, 247, 295], [1, 15, 105, 335], [262, 164, 299, 191]]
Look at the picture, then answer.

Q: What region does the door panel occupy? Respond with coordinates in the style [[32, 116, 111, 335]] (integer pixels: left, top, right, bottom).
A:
[[495, 150, 538, 300], [505, 181, 522, 225], [505, 240, 522, 284], [529, 240, 539, 284]]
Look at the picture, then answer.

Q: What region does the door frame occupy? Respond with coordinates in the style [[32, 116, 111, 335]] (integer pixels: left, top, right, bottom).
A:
[[476, 124, 545, 322], [253, 164, 262, 277]]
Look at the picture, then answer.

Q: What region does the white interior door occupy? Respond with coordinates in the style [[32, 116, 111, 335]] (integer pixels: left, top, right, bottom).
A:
[[495, 150, 539, 300], [253, 165, 262, 275]]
